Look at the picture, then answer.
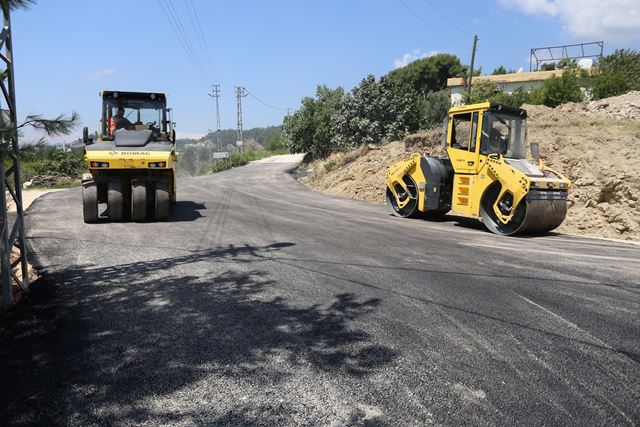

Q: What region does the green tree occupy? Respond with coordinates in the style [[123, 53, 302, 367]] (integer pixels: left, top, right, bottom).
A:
[[599, 49, 640, 88], [0, 0, 35, 10], [592, 69, 631, 99], [387, 53, 466, 94], [590, 49, 640, 99], [265, 132, 285, 151], [540, 69, 585, 107], [420, 91, 451, 129], [463, 80, 501, 104], [491, 65, 516, 75], [331, 75, 421, 147], [282, 85, 344, 159]]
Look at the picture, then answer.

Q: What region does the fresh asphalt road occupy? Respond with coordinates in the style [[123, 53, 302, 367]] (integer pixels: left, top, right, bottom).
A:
[[1, 155, 639, 426]]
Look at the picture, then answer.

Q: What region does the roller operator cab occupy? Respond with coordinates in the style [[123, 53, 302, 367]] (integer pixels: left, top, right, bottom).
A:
[[82, 90, 177, 222], [386, 102, 572, 235]]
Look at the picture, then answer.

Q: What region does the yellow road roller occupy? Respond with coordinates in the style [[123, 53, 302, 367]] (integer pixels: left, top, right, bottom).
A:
[[386, 102, 571, 235], [82, 90, 177, 222]]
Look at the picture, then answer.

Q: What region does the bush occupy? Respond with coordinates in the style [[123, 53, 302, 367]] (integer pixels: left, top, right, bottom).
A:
[[598, 49, 640, 90], [592, 69, 631, 99], [539, 69, 585, 107], [463, 80, 501, 104], [590, 49, 640, 99], [31, 149, 85, 177], [420, 91, 451, 128]]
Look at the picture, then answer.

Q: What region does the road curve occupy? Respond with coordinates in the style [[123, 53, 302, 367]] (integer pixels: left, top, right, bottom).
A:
[[1, 156, 639, 425]]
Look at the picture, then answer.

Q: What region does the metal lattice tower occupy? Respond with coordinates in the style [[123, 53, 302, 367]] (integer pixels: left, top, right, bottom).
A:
[[235, 86, 247, 153], [0, 4, 29, 309], [208, 84, 221, 151]]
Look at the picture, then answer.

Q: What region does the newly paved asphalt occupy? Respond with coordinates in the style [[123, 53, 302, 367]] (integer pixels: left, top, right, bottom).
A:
[[1, 156, 639, 426]]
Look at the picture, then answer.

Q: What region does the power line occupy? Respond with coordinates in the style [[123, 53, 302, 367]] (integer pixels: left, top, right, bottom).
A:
[[187, 0, 219, 83], [158, 0, 208, 85], [245, 89, 288, 111], [164, 0, 212, 83], [397, 0, 466, 48], [423, 0, 472, 38]]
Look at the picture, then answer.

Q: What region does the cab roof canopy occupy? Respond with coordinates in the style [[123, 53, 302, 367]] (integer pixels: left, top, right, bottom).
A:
[[450, 101, 527, 119], [101, 90, 167, 102]]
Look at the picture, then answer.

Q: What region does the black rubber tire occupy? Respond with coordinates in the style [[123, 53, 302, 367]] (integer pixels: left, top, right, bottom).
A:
[[155, 180, 171, 221], [82, 180, 98, 223], [107, 180, 124, 221], [131, 180, 147, 222]]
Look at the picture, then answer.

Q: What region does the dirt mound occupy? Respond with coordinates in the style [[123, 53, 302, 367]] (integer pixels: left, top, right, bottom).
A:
[[404, 128, 446, 156], [523, 100, 640, 240], [554, 91, 640, 122], [304, 92, 640, 241], [301, 143, 407, 204]]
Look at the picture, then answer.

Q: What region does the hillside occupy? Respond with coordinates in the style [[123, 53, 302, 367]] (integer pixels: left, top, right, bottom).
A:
[[176, 126, 282, 152], [302, 92, 640, 242]]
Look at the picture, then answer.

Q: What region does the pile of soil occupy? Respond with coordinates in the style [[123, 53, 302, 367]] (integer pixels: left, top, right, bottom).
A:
[[301, 144, 408, 204], [523, 98, 640, 240], [304, 92, 640, 241], [404, 128, 446, 156], [555, 91, 640, 121]]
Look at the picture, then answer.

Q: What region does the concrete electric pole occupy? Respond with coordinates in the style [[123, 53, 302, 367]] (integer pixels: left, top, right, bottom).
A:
[[235, 86, 247, 153]]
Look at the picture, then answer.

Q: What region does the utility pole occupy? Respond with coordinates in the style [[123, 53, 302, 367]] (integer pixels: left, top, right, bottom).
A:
[[207, 84, 221, 151], [235, 86, 247, 153], [467, 34, 478, 98]]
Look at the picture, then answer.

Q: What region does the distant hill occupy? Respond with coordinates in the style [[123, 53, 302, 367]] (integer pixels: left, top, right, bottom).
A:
[[176, 125, 282, 152]]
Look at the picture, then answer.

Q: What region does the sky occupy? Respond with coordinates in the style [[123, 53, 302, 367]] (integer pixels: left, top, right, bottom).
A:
[[11, 0, 640, 143]]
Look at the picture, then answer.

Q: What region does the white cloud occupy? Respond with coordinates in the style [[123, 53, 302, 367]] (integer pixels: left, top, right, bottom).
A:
[[393, 49, 439, 69], [86, 68, 117, 81], [498, 0, 640, 43]]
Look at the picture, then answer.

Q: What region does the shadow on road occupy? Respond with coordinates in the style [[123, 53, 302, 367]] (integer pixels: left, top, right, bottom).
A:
[[167, 200, 206, 222], [0, 242, 396, 424]]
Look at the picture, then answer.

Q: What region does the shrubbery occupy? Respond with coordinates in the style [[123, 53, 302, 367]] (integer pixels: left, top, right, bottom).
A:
[[16, 144, 85, 184]]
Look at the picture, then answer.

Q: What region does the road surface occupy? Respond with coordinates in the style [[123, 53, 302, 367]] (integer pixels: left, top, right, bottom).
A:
[[2, 155, 639, 425]]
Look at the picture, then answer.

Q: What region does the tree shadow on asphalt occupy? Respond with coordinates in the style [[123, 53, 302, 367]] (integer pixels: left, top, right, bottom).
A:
[[0, 242, 397, 425]]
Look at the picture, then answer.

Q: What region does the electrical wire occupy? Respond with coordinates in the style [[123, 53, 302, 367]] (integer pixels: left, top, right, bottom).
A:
[[158, 0, 209, 86], [245, 89, 288, 112], [164, 0, 213, 83], [187, 0, 219, 83], [423, 0, 472, 38], [397, 0, 466, 48]]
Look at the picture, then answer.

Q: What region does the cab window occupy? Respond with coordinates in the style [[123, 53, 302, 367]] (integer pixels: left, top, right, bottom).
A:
[[469, 112, 479, 152], [450, 113, 471, 150]]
